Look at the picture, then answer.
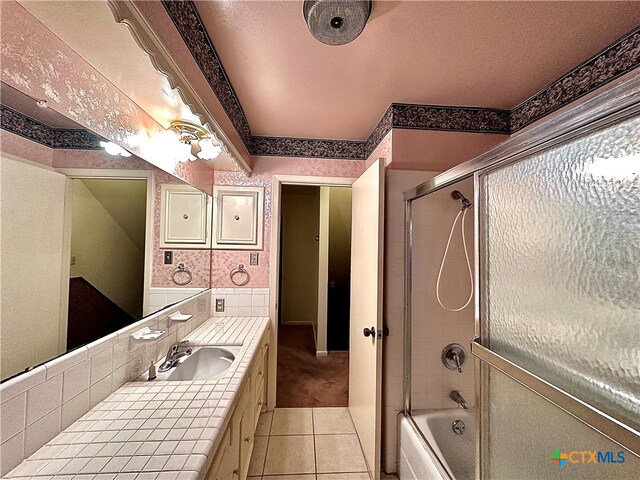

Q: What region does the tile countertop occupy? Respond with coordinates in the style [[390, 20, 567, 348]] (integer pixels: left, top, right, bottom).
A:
[[3, 316, 270, 480]]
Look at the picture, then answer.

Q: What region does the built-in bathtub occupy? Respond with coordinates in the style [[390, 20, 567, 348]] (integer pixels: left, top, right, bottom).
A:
[[399, 408, 476, 480]]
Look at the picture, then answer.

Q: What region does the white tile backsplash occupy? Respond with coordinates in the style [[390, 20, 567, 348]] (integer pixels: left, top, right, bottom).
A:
[[210, 288, 269, 317], [0, 290, 211, 476], [61, 390, 89, 430], [26, 374, 62, 426], [62, 361, 90, 403], [90, 348, 113, 384], [147, 287, 207, 316], [238, 293, 252, 307], [0, 431, 24, 475], [24, 407, 61, 457], [45, 348, 87, 379], [89, 375, 112, 408], [0, 368, 47, 406], [0, 393, 26, 443]]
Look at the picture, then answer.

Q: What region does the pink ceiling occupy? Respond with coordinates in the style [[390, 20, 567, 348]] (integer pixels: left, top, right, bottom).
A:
[[194, 1, 640, 140]]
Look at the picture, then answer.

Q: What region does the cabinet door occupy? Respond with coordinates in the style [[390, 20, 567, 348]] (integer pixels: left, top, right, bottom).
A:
[[212, 186, 264, 250], [160, 184, 209, 247], [205, 428, 231, 480], [239, 393, 254, 480]]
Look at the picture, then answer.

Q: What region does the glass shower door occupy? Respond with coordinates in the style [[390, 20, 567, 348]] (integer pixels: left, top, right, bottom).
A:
[[475, 113, 640, 479]]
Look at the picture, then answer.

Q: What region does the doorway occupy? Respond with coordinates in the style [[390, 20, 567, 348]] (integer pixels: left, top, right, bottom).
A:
[[275, 184, 353, 407], [67, 177, 148, 349]]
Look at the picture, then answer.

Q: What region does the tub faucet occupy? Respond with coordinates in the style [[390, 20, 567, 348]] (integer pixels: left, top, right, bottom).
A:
[[450, 390, 468, 409], [159, 340, 192, 372]]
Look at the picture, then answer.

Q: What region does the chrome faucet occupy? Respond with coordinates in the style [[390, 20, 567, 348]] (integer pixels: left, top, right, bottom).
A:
[[158, 340, 192, 372], [450, 390, 468, 409]]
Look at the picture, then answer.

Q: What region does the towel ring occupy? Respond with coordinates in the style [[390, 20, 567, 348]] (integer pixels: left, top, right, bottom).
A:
[[230, 264, 250, 286], [171, 263, 192, 286]]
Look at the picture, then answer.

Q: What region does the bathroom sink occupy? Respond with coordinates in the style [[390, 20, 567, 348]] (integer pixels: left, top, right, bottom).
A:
[[144, 345, 241, 382], [167, 346, 237, 381]]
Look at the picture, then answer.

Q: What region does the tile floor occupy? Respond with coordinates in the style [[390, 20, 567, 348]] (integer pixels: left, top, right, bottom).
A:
[[248, 407, 374, 479]]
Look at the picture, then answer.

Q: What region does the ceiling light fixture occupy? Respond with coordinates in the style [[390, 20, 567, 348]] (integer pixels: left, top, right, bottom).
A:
[[168, 120, 223, 161], [303, 0, 371, 45], [100, 141, 132, 157]]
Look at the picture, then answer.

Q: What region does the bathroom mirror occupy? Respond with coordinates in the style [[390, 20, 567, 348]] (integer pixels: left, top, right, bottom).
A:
[[0, 82, 213, 382]]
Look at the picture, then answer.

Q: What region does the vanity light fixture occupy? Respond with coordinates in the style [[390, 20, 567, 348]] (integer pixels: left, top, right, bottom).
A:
[[100, 140, 132, 157], [168, 120, 223, 161]]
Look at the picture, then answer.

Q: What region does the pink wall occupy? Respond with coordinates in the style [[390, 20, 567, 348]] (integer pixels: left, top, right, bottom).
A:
[[365, 131, 393, 169], [390, 129, 508, 171], [1, 1, 214, 193], [0, 130, 53, 167], [53, 149, 150, 170], [210, 156, 366, 288], [151, 170, 211, 288]]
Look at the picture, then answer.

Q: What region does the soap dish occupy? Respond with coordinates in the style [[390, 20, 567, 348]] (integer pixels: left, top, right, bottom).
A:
[[131, 327, 166, 341], [169, 312, 192, 322]]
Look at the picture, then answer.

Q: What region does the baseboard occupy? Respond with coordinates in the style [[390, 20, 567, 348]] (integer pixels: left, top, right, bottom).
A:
[[316, 350, 328, 357], [281, 320, 314, 326]]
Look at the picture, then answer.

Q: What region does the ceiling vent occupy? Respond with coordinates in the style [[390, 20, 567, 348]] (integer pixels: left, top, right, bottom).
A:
[[303, 0, 371, 46]]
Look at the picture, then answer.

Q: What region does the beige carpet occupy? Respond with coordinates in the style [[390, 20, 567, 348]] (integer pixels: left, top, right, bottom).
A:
[[276, 325, 349, 407]]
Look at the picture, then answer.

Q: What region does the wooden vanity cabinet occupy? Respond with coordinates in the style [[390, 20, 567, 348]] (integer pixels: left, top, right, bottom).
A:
[[205, 328, 270, 480]]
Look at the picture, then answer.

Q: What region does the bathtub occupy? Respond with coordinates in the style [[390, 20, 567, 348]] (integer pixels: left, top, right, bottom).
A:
[[399, 408, 476, 480]]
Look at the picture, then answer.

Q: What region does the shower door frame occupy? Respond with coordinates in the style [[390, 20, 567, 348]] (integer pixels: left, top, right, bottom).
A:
[[402, 73, 640, 478]]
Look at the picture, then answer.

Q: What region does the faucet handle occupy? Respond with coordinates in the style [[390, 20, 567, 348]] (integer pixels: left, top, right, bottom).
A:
[[442, 344, 466, 373], [451, 352, 462, 373], [169, 340, 190, 355]]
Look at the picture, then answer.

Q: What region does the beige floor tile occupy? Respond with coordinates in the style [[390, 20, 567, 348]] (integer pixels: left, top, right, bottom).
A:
[[255, 411, 274, 436], [315, 434, 367, 473], [313, 408, 356, 435], [263, 435, 316, 475], [261, 476, 316, 480], [318, 474, 370, 480], [270, 408, 313, 435], [248, 436, 269, 476]]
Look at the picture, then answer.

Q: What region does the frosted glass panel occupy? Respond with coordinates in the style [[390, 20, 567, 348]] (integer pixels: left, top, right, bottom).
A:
[[479, 115, 640, 430], [482, 365, 639, 480]]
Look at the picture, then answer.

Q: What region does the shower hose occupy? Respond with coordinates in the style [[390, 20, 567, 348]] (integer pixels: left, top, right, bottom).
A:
[[435, 207, 473, 312]]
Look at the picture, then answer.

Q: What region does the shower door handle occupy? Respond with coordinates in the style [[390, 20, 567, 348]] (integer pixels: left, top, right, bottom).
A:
[[363, 327, 376, 338]]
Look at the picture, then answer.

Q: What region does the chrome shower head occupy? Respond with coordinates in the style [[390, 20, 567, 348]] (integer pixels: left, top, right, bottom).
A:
[[451, 190, 472, 210]]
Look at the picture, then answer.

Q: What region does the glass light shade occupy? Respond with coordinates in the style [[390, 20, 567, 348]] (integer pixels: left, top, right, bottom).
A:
[[190, 140, 202, 158], [176, 140, 196, 162], [196, 138, 223, 160], [100, 141, 131, 157]]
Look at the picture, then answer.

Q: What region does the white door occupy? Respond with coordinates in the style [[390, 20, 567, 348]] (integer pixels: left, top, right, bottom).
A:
[[349, 158, 384, 479]]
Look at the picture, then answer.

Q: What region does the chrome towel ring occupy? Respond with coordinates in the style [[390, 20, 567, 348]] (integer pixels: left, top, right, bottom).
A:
[[171, 263, 192, 286], [230, 264, 250, 286]]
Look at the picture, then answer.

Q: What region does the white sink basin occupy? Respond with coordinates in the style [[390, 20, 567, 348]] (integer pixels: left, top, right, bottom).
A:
[[138, 345, 242, 382], [167, 346, 236, 381]]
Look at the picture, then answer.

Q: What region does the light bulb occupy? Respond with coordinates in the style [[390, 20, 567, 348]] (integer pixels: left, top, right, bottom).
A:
[[100, 141, 131, 157], [197, 138, 223, 160], [176, 141, 196, 161]]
